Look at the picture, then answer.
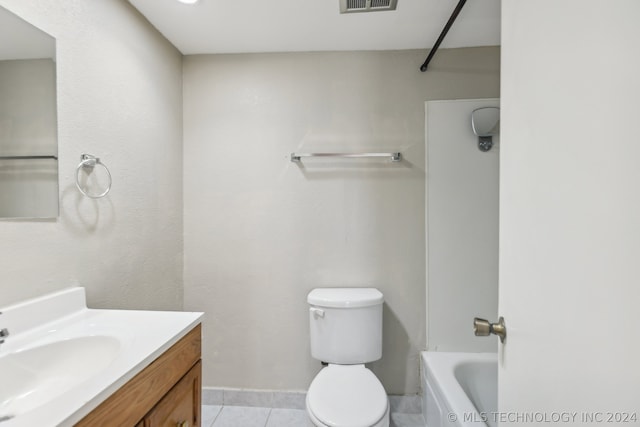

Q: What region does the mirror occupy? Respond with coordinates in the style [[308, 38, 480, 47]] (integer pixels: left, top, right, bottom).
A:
[[471, 107, 500, 152], [0, 6, 57, 218]]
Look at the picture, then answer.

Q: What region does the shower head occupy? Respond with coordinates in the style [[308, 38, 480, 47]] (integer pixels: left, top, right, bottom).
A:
[[471, 107, 500, 152]]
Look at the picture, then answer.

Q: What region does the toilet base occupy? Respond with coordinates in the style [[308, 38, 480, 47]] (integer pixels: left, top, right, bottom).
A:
[[306, 397, 390, 427]]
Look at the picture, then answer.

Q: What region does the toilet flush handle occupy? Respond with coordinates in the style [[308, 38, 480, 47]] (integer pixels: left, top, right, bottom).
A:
[[310, 307, 325, 319]]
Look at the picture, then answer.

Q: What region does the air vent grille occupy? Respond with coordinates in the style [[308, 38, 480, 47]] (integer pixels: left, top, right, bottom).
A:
[[347, 0, 366, 9], [370, 0, 391, 8], [340, 0, 397, 13]]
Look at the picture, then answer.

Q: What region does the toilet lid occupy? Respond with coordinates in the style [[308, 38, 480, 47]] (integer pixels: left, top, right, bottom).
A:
[[307, 365, 388, 427]]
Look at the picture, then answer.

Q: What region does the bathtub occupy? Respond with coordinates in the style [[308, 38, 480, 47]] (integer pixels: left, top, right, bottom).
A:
[[421, 352, 497, 427]]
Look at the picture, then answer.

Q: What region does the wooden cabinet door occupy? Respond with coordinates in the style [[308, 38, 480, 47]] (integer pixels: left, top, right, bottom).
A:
[[144, 361, 202, 427]]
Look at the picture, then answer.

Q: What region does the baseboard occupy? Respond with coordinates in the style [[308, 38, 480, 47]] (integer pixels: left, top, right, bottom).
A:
[[202, 388, 306, 409], [202, 387, 422, 414]]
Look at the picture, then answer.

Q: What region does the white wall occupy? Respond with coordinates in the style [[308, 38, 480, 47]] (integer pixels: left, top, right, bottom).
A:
[[426, 99, 499, 353], [500, 0, 640, 421], [0, 0, 184, 310], [0, 59, 58, 218], [183, 48, 500, 394], [0, 4, 54, 61]]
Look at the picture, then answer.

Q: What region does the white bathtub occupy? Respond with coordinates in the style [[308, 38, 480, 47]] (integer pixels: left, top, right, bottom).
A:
[[421, 352, 497, 427]]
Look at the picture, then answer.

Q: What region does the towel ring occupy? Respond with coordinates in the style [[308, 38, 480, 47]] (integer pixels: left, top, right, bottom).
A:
[[75, 154, 112, 199]]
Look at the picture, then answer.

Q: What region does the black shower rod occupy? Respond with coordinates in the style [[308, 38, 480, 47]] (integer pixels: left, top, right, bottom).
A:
[[420, 0, 468, 72]]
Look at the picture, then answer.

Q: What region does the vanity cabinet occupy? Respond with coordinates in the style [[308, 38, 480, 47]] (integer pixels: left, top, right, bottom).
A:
[[76, 324, 202, 427], [142, 361, 201, 427]]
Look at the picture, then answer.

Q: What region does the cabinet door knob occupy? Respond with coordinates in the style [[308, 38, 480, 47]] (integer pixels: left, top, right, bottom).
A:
[[177, 421, 190, 427]]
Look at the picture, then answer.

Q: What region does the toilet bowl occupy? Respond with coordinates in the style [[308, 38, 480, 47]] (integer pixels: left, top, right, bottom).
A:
[[306, 288, 389, 427], [306, 364, 389, 427]]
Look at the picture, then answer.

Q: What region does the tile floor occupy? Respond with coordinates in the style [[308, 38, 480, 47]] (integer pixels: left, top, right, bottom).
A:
[[202, 405, 426, 427]]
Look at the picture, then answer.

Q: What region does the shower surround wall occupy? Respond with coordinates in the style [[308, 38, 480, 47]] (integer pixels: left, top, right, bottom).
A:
[[183, 48, 500, 395], [0, 0, 184, 309], [426, 99, 499, 353]]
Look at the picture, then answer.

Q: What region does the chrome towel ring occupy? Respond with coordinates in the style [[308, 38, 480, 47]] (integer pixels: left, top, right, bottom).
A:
[[75, 154, 112, 199]]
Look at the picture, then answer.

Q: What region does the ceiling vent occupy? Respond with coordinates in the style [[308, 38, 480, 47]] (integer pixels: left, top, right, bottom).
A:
[[340, 0, 398, 13]]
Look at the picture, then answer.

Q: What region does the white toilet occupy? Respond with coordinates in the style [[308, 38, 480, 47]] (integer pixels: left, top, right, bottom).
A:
[[306, 288, 389, 427]]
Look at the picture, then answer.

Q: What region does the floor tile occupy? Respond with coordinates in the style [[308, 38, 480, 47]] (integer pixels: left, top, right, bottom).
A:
[[202, 405, 222, 427], [391, 412, 427, 427], [212, 406, 271, 427], [265, 408, 311, 427]]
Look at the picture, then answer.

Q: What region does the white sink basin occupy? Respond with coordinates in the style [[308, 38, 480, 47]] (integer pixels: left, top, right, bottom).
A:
[[0, 287, 202, 427], [0, 336, 120, 416]]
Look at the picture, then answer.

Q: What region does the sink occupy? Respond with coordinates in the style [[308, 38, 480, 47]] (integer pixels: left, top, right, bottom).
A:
[[0, 287, 202, 427], [0, 336, 120, 417]]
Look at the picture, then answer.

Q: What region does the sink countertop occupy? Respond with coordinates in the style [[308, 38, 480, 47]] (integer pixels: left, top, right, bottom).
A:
[[0, 287, 203, 427]]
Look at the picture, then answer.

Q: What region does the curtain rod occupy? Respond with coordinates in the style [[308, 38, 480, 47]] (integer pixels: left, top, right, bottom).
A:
[[420, 0, 468, 72]]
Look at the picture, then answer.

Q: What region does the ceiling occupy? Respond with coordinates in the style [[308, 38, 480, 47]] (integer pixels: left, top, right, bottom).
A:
[[127, 0, 500, 55]]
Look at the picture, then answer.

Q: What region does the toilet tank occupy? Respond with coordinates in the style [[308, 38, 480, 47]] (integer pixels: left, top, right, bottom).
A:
[[308, 288, 384, 364]]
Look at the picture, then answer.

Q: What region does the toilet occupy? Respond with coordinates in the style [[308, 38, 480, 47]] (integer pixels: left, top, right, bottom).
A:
[[306, 288, 389, 427]]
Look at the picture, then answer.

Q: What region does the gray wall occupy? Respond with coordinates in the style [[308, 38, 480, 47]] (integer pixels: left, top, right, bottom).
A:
[[183, 48, 500, 395], [0, 0, 184, 310]]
